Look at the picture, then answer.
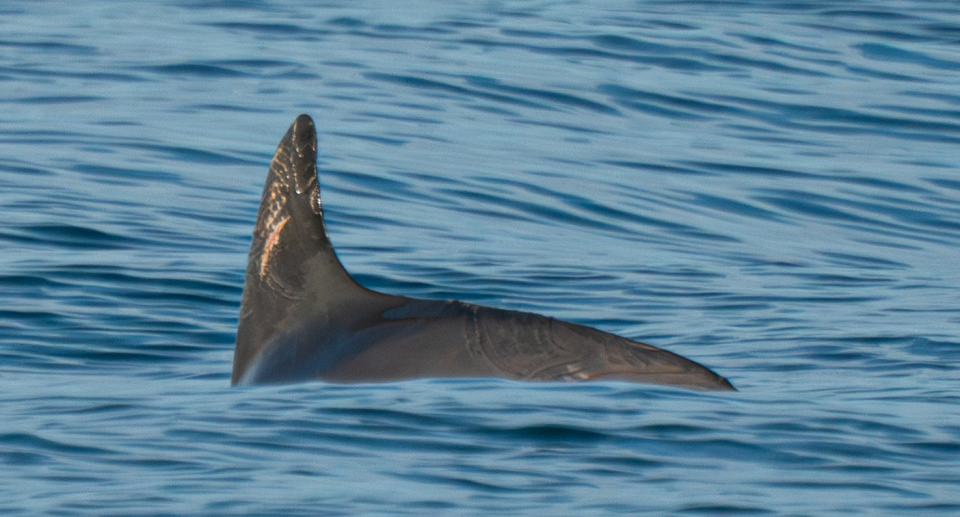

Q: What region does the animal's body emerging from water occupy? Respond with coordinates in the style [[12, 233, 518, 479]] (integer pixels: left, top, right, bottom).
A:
[[232, 115, 734, 391]]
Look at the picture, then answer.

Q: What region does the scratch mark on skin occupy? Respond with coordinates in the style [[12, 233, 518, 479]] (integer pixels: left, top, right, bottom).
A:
[[260, 215, 289, 279]]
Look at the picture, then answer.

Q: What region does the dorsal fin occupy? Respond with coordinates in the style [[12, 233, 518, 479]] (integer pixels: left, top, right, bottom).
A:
[[232, 115, 734, 390], [232, 115, 377, 383]]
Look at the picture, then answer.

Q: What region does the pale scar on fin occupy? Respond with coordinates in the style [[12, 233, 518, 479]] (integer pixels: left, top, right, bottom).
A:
[[260, 215, 289, 279]]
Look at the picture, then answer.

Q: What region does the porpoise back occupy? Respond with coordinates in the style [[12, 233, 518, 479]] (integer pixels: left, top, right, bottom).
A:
[[232, 115, 734, 391]]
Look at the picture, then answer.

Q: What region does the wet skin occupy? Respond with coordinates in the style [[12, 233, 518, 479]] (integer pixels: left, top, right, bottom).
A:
[[232, 115, 734, 391]]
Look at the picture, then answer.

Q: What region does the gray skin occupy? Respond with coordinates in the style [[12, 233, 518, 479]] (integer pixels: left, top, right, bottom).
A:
[[232, 115, 735, 391]]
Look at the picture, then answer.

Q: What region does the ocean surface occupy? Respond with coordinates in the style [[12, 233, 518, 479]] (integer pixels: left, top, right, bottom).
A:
[[2, 1, 959, 515]]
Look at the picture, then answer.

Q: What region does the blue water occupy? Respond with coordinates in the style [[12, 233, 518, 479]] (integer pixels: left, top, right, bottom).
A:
[[2, 0, 960, 514]]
